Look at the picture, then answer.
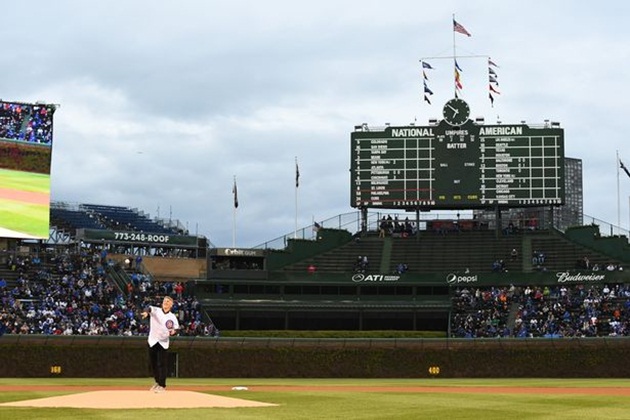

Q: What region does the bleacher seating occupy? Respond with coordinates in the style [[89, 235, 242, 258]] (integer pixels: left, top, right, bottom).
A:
[[389, 230, 523, 274], [530, 234, 621, 271], [282, 236, 385, 274], [51, 203, 183, 235], [81, 204, 178, 234], [279, 229, 625, 275], [50, 207, 106, 231]]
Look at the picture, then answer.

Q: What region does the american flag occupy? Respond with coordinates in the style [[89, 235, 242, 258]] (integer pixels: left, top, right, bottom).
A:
[[453, 19, 471, 37]]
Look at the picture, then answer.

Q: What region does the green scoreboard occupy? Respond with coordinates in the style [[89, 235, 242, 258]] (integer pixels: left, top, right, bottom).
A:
[[351, 100, 565, 210]]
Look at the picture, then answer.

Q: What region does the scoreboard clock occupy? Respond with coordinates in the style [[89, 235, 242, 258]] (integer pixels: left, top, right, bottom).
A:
[[442, 98, 470, 126]]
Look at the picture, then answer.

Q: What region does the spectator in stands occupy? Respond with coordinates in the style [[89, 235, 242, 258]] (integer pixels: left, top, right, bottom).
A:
[[355, 256, 368, 273], [174, 282, 184, 299], [135, 255, 143, 269], [393, 216, 402, 234], [491, 260, 505, 272], [576, 256, 590, 269], [378, 217, 387, 238], [395, 263, 408, 274], [403, 218, 414, 237], [502, 222, 514, 235], [532, 250, 546, 270]]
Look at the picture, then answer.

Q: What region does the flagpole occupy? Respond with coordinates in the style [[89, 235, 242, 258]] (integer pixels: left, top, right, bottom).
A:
[[615, 150, 621, 230], [294, 157, 299, 239], [452, 13, 457, 97], [617, 151, 620, 229], [232, 175, 237, 247]]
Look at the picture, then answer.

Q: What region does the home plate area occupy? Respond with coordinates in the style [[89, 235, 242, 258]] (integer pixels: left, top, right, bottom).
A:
[[0, 390, 277, 409]]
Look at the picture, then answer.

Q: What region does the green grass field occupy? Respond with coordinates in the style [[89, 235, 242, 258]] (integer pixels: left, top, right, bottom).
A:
[[1, 378, 630, 419], [0, 168, 50, 238]]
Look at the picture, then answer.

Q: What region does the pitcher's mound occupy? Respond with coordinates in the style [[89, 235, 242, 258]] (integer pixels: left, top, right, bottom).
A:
[[0, 390, 277, 409]]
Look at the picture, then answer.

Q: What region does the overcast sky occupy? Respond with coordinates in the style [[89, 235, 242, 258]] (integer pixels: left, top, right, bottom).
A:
[[2, 1, 629, 247]]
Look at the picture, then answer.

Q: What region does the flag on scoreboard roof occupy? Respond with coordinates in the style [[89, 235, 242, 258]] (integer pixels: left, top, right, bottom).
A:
[[455, 59, 463, 72], [232, 177, 239, 208], [621, 159, 630, 179], [453, 19, 471, 37], [421, 61, 433, 105], [488, 58, 500, 106], [295, 159, 300, 188]]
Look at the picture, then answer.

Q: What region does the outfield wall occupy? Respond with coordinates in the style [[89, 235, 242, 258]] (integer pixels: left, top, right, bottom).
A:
[[2, 335, 630, 378]]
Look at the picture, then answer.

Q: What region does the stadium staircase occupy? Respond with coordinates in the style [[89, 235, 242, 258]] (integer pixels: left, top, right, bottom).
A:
[[0, 266, 20, 288]]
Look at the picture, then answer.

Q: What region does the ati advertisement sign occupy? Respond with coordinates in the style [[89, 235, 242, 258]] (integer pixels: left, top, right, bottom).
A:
[[352, 273, 401, 283]]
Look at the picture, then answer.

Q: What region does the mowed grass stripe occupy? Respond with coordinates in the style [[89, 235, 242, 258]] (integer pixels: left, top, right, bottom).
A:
[[0, 168, 50, 236], [0, 199, 49, 236], [0, 168, 50, 193], [1, 378, 630, 419]]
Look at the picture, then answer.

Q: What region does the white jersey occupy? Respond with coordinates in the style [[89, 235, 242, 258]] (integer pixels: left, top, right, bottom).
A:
[[147, 305, 179, 349]]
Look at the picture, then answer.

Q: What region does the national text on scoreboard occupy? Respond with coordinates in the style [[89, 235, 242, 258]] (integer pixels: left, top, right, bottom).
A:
[[350, 120, 565, 210]]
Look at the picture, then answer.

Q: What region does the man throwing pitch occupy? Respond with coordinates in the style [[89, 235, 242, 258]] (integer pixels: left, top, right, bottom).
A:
[[141, 296, 179, 393]]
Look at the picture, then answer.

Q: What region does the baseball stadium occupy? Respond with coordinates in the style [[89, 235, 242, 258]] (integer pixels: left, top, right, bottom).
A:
[[2, 93, 630, 418]]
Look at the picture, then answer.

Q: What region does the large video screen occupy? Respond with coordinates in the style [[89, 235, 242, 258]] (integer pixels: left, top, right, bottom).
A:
[[0, 100, 56, 239], [351, 119, 564, 210]]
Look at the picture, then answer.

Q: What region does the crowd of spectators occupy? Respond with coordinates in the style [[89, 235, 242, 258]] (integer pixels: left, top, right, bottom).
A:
[[0, 102, 55, 144], [451, 283, 630, 338], [0, 247, 218, 337], [378, 215, 415, 238]]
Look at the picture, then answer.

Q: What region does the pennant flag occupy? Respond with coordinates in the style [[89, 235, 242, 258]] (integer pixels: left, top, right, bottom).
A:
[[232, 178, 239, 208], [453, 19, 472, 37], [422, 70, 428, 80], [424, 84, 433, 95], [455, 69, 463, 89], [424, 95, 431, 104], [489, 67, 497, 76], [489, 93, 495, 106], [489, 84, 501, 94], [488, 58, 499, 68], [295, 160, 300, 188], [621, 160, 630, 179], [489, 75, 499, 85], [455, 59, 463, 72], [421, 61, 434, 69]]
